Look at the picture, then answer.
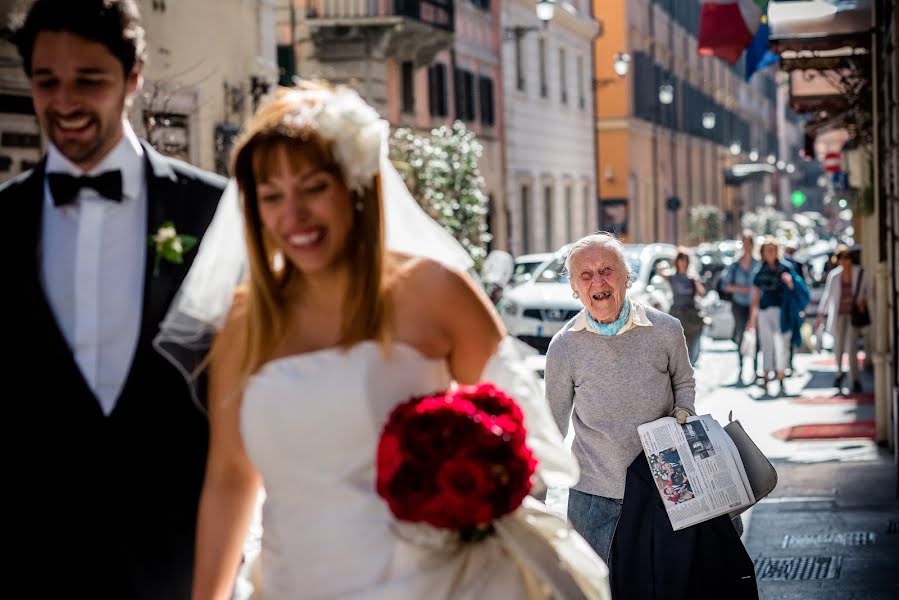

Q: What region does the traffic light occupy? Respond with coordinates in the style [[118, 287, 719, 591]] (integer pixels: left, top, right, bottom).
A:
[[790, 190, 807, 207]]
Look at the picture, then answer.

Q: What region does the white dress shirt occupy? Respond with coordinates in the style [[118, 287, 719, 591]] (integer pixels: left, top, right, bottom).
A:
[[41, 120, 147, 415]]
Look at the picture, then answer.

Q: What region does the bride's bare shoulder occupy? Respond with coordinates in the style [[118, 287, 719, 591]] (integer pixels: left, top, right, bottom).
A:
[[387, 252, 473, 294]]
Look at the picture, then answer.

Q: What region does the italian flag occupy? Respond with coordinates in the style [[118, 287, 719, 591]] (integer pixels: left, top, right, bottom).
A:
[[698, 0, 767, 64]]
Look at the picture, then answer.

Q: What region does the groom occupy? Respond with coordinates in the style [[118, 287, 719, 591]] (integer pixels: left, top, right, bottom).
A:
[[3, 1, 226, 597]]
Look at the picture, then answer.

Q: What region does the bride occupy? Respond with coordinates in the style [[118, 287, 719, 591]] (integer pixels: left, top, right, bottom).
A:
[[183, 82, 610, 599]]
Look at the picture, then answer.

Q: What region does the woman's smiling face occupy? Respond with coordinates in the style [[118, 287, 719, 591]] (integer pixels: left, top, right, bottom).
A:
[[255, 145, 354, 275], [569, 244, 629, 324]]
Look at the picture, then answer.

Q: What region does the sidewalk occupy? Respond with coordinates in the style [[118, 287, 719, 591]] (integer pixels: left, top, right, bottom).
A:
[[707, 343, 899, 599]]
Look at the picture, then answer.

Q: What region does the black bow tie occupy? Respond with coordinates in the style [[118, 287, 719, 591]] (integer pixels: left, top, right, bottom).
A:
[[48, 170, 123, 207]]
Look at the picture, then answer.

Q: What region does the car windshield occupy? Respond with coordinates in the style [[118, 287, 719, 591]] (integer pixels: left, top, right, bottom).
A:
[[513, 260, 543, 279], [536, 251, 641, 283]]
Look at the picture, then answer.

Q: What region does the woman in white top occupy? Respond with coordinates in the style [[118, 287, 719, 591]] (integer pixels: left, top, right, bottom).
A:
[[814, 246, 870, 393]]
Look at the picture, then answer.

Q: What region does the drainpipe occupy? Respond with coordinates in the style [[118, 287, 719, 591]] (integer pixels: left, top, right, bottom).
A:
[[869, 0, 892, 450]]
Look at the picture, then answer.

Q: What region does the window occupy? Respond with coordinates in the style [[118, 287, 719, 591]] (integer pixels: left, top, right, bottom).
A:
[[538, 37, 548, 98], [521, 184, 531, 253], [479, 75, 495, 126], [515, 35, 525, 91], [577, 55, 585, 109], [543, 184, 553, 250], [559, 47, 567, 105], [564, 185, 573, 242], [583, 184, 591, 233], [428, 63, 448, 117], [276, 45, 296, 86], [401, 61, 415, 114], [454, 68, 476, 122]]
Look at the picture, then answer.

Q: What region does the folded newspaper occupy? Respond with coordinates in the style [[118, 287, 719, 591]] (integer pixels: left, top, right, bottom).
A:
[[638, 414, 755, 531]]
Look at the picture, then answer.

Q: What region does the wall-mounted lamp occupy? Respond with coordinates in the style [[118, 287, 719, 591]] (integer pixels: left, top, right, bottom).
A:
[[613, 52, 631, 77], [766, 153, 777, 165], [729, 141, 742, 156], [701, 112, 716, 130], [749, 149, 759, 162], [595, 51, 631, 88], [658, 83, 674, 105], [503, 0, 556, 40]]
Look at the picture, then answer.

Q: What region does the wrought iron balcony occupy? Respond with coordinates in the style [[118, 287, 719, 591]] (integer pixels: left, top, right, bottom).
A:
[[305, 0, 454, 33]]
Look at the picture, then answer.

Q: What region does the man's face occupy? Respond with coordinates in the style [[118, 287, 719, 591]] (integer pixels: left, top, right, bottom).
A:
[[30, 31, 140, 171]]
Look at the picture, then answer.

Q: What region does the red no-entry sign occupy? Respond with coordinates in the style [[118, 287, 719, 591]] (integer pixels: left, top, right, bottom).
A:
[[823, 152, 841, 174]]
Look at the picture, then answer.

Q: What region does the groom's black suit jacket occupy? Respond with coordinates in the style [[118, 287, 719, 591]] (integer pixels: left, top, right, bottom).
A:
[[2, 141, 226, 599]]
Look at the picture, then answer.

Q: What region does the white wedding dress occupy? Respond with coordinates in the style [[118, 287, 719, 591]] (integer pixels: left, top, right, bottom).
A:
[[240, 339, 611, 600]]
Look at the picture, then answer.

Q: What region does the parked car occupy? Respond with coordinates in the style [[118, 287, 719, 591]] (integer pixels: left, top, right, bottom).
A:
[[498, 243, 680, 354], [511, 252, 554, 286]]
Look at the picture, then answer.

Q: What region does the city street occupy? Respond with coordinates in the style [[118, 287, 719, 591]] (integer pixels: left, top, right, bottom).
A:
[[547, 335, 899, 598]]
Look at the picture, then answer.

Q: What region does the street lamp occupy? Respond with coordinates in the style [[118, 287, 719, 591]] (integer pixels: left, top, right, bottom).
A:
[[766, 153, 777, 165], [776, 160, 786, 170], [503, 0, 555, 39], [786, 162, 796, 174], [613, 52, 631, 77], [749, 149, 759, 162], [701, 112, 716, 130], [658, 83, 674, 105], [535, 0, 555, 23], [729, 141, 742, 156], [595, 51, 631, 88]]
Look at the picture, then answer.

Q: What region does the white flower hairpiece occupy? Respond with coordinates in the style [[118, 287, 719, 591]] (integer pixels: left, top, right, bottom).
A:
[[282, 86, 389, 195]]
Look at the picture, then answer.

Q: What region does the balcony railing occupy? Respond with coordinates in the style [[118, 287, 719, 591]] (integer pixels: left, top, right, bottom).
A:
[[306, 0, 454, 32]]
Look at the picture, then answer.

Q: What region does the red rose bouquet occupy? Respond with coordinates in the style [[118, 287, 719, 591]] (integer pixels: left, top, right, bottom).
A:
[[376, 383, 537, 540]]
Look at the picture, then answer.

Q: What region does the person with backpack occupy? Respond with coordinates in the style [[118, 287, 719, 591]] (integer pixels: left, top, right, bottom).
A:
[[721, 231, 759, 385]]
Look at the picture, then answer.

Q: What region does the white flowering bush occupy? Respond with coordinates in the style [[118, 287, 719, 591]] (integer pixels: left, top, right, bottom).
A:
[[389, 121, 492, 268]]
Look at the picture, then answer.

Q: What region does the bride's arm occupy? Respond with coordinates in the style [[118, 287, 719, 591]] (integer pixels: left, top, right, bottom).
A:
[[433, 264, 505, 384], [192, 304, 263, 600]]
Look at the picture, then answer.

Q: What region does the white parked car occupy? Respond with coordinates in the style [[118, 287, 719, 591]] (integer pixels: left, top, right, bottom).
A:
[[498, 243, 680, 354], [511, 252, 554, 286]]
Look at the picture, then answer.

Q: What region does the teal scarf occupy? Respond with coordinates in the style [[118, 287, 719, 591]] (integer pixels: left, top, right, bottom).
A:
[[586, 299, 631, 336]]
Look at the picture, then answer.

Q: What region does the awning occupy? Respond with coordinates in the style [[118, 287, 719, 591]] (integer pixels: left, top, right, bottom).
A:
[[723, 163, 777, 186], [768, 0, 871, 53]]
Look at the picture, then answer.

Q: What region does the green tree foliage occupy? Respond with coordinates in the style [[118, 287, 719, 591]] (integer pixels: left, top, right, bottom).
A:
[[389, 121, 492, 267], [688, 204, 723, 243]]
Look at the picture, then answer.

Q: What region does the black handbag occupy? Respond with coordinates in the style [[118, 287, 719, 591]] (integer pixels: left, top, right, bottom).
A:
[[850, 268, 871, 328]]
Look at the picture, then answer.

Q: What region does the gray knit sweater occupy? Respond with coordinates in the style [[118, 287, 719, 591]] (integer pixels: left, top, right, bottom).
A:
[[544, 305, 696, 499]]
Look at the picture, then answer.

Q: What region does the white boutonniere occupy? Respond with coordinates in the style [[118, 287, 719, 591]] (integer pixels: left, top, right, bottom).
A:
[[149, 221, 198, 277]]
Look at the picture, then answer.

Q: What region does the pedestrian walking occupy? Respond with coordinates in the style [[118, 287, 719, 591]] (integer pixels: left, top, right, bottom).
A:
[[814, 245, 870, 393], [666, 247, 705, 366], [747, 237, 809, 396], [4, 1, 226, 597], [722, 231, 759, 385]]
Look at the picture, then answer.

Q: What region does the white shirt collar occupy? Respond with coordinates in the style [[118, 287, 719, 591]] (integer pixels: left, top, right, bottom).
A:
[[45, 119, 145, 203], [569, 299, 653, 335]]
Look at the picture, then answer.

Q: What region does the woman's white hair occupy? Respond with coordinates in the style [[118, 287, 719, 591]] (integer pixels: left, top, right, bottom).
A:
[[564, 232, 633, 280]]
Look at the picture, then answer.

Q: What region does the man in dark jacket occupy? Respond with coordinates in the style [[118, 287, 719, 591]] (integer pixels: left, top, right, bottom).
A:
[[4, 1, 226, 597]]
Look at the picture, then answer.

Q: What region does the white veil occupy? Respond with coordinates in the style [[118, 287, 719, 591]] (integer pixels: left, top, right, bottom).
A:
[[152, 154, 473, 412]]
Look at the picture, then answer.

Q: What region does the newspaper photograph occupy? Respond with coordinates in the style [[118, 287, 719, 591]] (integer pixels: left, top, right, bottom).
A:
[[638, 414, 756, 531]]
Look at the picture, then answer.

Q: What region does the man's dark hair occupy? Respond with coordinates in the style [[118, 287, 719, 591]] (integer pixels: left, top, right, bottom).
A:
[[11, 0, 146, 77]]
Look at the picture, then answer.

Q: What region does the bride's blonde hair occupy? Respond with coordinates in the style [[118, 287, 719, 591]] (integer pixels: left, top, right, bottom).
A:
[[228, 83, 391, 380]]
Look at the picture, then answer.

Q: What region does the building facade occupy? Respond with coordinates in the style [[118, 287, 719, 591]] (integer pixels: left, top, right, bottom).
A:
[[0, 0, 278, 182], [594, 0, 780, 244], [284, 0, 508, 248], [502, 0, 599, 255]]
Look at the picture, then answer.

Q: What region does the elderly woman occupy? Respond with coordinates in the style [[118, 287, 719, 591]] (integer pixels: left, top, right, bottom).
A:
[[545, 232, 696, 567]]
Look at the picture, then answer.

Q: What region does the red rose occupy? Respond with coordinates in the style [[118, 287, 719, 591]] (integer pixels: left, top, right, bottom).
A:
[[375, 385, 538, 535]]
